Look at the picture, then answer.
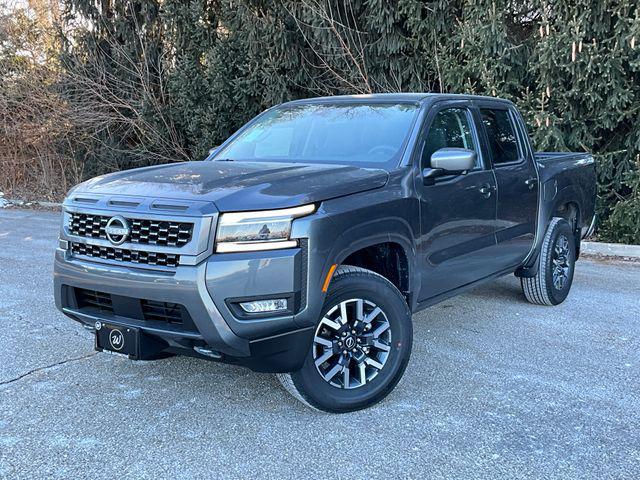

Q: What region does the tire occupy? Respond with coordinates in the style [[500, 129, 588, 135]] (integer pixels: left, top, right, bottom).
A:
[[276, 265, 413, 413], [521, 217, 576, 306]]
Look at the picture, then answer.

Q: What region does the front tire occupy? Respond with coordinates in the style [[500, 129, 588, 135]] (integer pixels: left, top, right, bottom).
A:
[[521, 217, 576, 306], [277, 266, 413, 413]]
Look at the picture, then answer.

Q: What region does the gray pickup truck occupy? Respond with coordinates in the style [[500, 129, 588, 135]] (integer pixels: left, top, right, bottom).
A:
[[54, 93, 596, 412]]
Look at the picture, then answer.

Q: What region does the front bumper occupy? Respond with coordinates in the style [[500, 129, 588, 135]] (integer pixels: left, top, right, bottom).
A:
[[54, 246, 314, 373]]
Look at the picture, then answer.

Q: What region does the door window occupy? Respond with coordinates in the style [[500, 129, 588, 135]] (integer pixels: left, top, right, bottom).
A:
[[421, 108, 477, 169], [480, 108, 520, 165]]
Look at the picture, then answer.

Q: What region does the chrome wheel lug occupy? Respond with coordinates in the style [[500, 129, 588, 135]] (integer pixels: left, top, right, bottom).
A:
[[338, 341, 342, 346], [352, 348, 357, 353], [351, 329, 356, 334], [343, 350, 347, 355]]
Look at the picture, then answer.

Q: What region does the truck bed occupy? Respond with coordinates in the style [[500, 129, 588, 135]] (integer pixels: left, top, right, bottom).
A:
[[535, 151, 591, 162], [534, 151, 595, 183], [534, 151, 596, 237]]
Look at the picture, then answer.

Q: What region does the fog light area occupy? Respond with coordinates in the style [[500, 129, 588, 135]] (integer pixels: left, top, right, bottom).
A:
[[239, 298, 288, 313]]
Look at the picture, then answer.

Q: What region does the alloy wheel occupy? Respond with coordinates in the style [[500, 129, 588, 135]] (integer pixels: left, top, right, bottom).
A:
[[552, 234, 571, 290], [312, 298, 392, 389]]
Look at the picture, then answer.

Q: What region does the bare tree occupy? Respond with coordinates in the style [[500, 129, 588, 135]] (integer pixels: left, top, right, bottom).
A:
[[0, 1, 81, 200], [284, 0, 374, 95], [61, 10, 188, 171]]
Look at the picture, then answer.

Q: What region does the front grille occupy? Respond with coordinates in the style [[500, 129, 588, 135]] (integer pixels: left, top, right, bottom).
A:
[[69, 212, 193, 247], [76, 289, 113, 313], [141, 300, 189, 325], [71, 242, 180, 268], [74, 288, 196, 331]]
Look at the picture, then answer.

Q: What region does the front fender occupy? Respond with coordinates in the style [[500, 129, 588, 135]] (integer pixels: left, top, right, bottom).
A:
[[329, 216, 418, 291], [322, 192, 420, 311], [291, 175, 420, 327]]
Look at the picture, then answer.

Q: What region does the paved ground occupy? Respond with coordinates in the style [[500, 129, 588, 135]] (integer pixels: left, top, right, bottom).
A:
[[1, 209, 639, 479]]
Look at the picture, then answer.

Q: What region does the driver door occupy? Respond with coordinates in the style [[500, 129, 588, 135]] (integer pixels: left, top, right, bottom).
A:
[[414, 103, 498, 301]]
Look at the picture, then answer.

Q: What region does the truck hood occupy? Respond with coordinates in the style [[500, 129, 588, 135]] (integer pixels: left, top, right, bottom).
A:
[[72, 161, 389, 211]]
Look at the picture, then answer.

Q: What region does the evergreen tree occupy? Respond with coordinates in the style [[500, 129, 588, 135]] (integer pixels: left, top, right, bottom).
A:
[[57, 0, 640, 242]]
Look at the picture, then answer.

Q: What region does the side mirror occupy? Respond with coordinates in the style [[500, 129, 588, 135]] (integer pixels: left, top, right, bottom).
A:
[[422, 148, 476, 184], [431, 148, 476, 172]]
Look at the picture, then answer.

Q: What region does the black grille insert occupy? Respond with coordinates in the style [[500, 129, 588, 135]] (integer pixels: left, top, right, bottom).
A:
[[141, 300, 188, 325], [69, 212, 193, 247], [74, 288, 196, 331], [71, 242, 180, 268], [76, 289, 113, 313]]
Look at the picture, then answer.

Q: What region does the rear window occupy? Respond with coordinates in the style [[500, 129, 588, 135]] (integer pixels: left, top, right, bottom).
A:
[[480, 108, 520, 165]]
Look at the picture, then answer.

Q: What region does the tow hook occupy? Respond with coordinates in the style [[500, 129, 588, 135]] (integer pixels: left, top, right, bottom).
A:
[[193, 346, 222, 359]]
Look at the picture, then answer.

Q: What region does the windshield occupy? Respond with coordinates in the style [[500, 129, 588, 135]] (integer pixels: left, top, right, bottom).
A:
[[215, 102, 419, 168]]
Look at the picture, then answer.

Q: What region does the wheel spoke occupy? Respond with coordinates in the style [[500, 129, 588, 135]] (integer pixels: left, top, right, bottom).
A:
[[365, 356, 384, 370], [356, 299, 364, 321], [314, 336, 333, 348], [358, 362, 366, 385], [373, 339, 391, 352], [363, 306, 382, 324], [321, 317, 341, 331], [342, 366, 350, 387], [323, 363, 342, 382], [372, 322, 390, 339], [340, 301, 349, 325], [314, 349, 334, 366]]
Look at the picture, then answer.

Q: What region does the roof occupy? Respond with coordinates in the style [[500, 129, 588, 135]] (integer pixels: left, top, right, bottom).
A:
[[281, 92, 511, 106]]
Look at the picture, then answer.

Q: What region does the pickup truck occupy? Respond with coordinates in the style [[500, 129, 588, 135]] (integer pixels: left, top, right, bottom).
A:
[[54, 93, 596, 412]]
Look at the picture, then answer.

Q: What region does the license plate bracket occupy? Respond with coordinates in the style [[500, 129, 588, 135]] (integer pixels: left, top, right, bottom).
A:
[[95, 323, 139, 358]]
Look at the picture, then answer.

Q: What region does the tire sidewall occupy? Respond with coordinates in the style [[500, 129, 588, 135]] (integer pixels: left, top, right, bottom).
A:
[[292, 270, 412, 412]]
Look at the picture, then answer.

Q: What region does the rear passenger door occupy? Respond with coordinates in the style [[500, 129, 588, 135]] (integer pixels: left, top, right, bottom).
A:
[[478, 104, 538, 269]]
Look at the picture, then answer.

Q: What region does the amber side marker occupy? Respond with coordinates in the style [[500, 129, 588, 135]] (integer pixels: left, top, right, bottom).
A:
[[322, 264, 338, 292]]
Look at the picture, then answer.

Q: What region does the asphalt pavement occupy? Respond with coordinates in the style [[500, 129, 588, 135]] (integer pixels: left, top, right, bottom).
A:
[[1, 209, 639, 479]]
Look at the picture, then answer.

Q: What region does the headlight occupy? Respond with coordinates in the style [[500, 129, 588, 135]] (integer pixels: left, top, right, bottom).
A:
[[215, 204, 315, 253]]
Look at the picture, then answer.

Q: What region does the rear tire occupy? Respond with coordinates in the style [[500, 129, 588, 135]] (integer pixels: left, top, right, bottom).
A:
[[276, 265, 412, 413], [521, 217, 576, 306]]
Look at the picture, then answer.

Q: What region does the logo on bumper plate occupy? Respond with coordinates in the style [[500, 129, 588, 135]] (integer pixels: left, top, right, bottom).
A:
[[105, 216, 130, 245], [109, 329, 125, 351]]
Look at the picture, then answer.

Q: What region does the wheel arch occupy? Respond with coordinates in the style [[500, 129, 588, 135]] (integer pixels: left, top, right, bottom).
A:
[[549, 187, 582, 258], [324, 220, 419, 310], [340, 241, 411, 302], [521, 184, 584, 275]]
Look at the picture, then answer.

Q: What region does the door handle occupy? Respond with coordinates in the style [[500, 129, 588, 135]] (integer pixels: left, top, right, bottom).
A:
[[525, 177, 538, 189], [478, 185, 496, 197]]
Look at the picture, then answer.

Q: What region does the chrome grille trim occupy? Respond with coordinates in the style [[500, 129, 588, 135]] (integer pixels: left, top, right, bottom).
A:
[[70, 242, 180, 268], [61, 195, 218, 269], [69, 212, 193, 247]]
